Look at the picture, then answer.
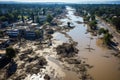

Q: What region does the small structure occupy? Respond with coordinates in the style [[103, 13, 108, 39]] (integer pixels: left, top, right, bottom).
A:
[[0, 50, 5, 55], [30, 23, 38, 27], [0, 21, 9, 28], [0, 39, 10, 49], [46, 29, 54, 34], [25, 30, 36, 40], [39, 16, 47, 23], [6, 29, 19, 38]]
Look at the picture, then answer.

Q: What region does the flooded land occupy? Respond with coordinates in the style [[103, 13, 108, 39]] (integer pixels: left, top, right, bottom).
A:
[[0, 3, 120, 80], [53, 6, 120, 80]]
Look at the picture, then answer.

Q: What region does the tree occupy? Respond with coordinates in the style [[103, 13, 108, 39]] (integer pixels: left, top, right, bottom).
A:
[[35, 30, 41, 38], [47, 14, 53, 23], [21, 14, 24, 23], [0, 16, 7, 22], [0, 30, 4, 37], [91, 15, 95, 21], [44, 74, 50, 80], [31, 12, 35, 23], [98, 28, 105, 35], [6, 47, 16, 58], [42, 8, 45, 15], [111, 17, 120, 30], [36, 16, 41, 24], [83, 16, 90, 22], [67, 22, 71, 27], [98, 28, 109, 35], [103, 33, 113, 45], [38, 56, 47, 66], [7, 13, 14, 23], [88, 20, 97, 30]]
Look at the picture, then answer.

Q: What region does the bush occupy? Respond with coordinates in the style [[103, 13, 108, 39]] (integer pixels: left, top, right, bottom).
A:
[[56, 43, 78, 57], [0, 30, 4, 37], [98, 28, 109, 35], [38, 56, 47, 66], [88, 20, 97, 30], [6, 47, 16, 58], [103, 33, 113, 45], [47, 14, 53, 23]]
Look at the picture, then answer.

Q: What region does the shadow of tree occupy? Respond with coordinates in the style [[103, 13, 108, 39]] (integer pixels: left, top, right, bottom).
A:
[[0, 56, 11, 69], [6, 60, 17, 79]]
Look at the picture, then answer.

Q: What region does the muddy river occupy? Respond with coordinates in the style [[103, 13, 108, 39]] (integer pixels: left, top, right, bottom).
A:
[[54, 6, 120, 80]]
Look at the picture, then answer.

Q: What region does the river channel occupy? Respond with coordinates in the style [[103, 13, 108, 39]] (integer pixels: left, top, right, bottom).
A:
[[54, 6, 120, 80]]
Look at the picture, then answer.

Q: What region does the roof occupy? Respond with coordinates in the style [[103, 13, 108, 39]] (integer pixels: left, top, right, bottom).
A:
[[0, 39, 8, 44], [0, 50, 5, 55], [31, 23, 38, 26]]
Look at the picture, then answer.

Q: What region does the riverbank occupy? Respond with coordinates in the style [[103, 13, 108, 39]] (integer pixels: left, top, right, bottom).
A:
[[97, 16, 120, 50], [64, 6, 120, 80]]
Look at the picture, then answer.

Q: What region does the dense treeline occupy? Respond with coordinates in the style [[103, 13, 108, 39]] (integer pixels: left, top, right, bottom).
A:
[[0, 4, 65, 25], [71, 4, 120, 32], [69, 4, 120, 45]]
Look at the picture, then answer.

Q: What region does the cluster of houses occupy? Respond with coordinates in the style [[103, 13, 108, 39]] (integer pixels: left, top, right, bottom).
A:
[[0, 7, 58, 55], [6, 23, 44, 40], [0, 23, 44, 57]]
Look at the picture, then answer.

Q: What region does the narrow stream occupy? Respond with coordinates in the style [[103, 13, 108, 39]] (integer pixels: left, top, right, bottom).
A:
[[55, 6, 120, 80]]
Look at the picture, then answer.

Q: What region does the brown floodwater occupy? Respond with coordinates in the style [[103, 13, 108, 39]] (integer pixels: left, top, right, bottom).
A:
[[55, 6, 120, 80]]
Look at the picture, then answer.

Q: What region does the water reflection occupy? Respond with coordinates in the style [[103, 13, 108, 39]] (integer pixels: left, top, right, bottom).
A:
[[53, 32, 69, 43]]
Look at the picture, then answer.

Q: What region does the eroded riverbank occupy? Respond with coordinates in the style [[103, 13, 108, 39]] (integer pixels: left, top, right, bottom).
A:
[[63, 6, 120, 80], [52, 6, 120, 80], [1, 6, 120, 80]]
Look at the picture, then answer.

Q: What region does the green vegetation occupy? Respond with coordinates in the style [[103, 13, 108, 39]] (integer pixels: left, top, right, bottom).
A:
[[111, 17, 120, 31], [98, 28, 108, 35], [98, 28, 112, 45], [0, 16, 7, 21], [0, 30, 4, 37], [91, 15, 96, 21], [67, 22, 71, 27], [46, 14, 53, 23], [83, 16, 90, 22], [56, 43, 78, 57], [0, 12, 19, 23], [31, 12, 35, 23], [38, 56, 47, 66], [42, 8, 46, 15], [36, 16, 40, 24], [6, 47, 16, 58], [103, 33, 113, 45], [88, 20, 97, 30], [73, 4, 120, 32], [0, 4, 65, 26], [21, 14, 24, 23], [35, 30, 43, 39]]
